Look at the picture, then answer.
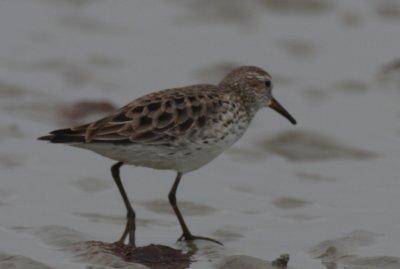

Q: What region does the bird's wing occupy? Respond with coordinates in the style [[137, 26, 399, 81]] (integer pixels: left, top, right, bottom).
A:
[[41, 84, 229, 145]]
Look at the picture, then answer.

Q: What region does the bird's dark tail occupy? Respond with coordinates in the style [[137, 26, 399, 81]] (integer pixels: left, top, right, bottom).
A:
[[38, 128, 86, 143]]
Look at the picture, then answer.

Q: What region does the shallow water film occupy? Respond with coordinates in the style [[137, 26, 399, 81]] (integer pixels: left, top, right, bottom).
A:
[[1, 0, 400, 268]]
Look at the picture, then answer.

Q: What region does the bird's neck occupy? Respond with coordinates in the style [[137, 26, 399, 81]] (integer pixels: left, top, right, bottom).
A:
[[221, 84, 260, 120]]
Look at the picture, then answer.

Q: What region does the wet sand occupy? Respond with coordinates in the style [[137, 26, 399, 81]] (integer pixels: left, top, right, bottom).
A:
[[0, 0, 400, 268]]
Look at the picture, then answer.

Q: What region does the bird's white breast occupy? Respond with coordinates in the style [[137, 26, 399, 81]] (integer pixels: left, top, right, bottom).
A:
[[77, 124, 247, 173], [75, 101, 252, 173]]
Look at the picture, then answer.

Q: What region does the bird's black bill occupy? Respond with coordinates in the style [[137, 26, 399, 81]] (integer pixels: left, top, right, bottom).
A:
[[268, 98, 297, 125]]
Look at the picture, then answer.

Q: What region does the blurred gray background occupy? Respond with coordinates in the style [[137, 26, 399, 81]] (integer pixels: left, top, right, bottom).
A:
[[1, 0, 400, 268]]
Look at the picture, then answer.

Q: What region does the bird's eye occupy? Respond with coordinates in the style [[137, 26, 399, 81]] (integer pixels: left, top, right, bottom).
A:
[[265, 80, 272, 87]]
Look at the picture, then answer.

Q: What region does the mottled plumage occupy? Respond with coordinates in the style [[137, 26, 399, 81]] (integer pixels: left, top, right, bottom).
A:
[[38, 66, 296, 246]]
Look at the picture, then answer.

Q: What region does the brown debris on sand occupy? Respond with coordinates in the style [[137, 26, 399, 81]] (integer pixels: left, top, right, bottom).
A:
[[271, 254, 290, 268], [218, 253, 290, 269], [84, 241, 192, 269], [29, 225, 191, 269]]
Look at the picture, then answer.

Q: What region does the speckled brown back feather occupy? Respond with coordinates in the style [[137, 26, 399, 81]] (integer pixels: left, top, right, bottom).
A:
[[48, 84, 229, 145]]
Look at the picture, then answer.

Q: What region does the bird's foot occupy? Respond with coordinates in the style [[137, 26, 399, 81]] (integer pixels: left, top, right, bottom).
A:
[[178, 233, 223, 245], [116, 216, 136, 247]]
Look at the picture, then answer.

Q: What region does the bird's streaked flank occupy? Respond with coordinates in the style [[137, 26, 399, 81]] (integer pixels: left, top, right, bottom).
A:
[[39, 66, 296, 247]]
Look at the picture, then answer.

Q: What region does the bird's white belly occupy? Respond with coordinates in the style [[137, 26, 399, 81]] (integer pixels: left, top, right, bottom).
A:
[[77, 143, 222, 173], [76, 125, 246, 173], [75, 106, 251, 173]]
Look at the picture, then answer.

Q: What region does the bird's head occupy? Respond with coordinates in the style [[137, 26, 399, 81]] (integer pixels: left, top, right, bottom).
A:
[[219, 66, 296, 125]]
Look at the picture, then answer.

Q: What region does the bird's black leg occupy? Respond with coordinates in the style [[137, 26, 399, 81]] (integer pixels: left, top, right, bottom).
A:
[[168, 172, 222, 245], [111, 162, 136, 247]]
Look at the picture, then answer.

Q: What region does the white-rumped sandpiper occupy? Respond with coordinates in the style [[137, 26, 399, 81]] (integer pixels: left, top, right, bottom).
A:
[[39, 66, 296, 246]]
